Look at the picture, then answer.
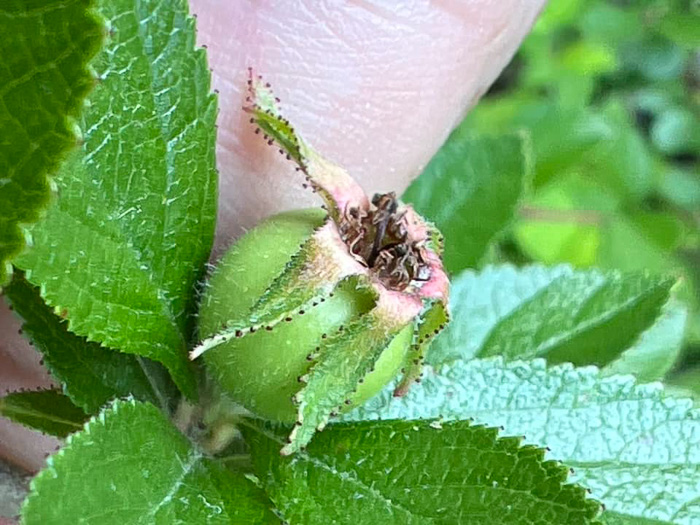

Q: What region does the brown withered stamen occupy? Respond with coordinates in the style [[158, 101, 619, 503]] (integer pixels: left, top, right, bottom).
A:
[[338, 192, 431, 291]]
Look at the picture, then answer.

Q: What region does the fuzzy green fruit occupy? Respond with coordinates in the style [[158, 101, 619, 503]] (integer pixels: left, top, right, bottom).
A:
[[192, 72, 449, 454], [198, 208, 413, 423]]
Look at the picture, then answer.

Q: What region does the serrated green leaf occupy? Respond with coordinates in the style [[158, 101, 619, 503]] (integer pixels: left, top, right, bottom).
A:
[[244, 74, 368, 224], [348, 358, 700, 524], [429, 264, 571, 365], [0, 390, 86, 438], [0, 0, 103, 284], [430, 264, 676, 373], [477, 270, 673, 366], [22, 399, 278, 524], [14, 0, 218, 398], [403, 131, 531, 273], [3, 274, 177, 414], [242, 418, 601, 524]]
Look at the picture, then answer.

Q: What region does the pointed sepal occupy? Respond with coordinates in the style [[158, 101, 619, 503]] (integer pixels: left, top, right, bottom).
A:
[[243, 69, 369, 221], [248, 220, 365, 324], [282, 284, 421, 455], [424, 219, 445, 258], [190, 221, 366, 360], [394, 300, 449, 397]]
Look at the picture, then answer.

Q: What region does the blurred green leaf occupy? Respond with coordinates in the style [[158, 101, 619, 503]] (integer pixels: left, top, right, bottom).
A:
[[560, 41, 617, 76], [403, 131, 531, 273], [659, 168, 700, 212], [515, 173, 618, 266], [598, 216, 678, 273], [518, 219, 600, 267], [657, 13, 700, 48], [515, 175, 691, 277], [628, 87, 679, 117], [628, 211, 687, 252], [620, 36, 687, 81], [532, 0, 585, 31], [651, 107, 700, 155], [0, 390, 86, 438], [579, 3, 642, 43], [582, 100, 655, 201], [429, 264, 676, 372], [468, 102, 613, 189]]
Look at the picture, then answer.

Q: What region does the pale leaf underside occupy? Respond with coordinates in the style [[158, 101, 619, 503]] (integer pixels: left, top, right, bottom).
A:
[[347, 358, 700, 524]]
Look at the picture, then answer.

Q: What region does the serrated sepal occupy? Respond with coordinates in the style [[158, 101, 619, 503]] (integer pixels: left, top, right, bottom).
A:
[[190, 221, 367, 360], [249, 220, 366, 322], [282, 283, 421, 455], [394, 300, 449, 397], [244, 70, 369, 222]]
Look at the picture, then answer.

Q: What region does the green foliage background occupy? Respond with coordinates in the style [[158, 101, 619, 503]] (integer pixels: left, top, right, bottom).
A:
[[464, 0, 699, 394]]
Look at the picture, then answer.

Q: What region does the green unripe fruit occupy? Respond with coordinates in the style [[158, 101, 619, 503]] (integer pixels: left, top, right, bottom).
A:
[[192, 74, 449, 454], [198, 209, 413, 423]]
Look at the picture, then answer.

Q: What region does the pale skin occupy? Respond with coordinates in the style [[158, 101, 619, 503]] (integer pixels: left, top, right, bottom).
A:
[[0, 0, 546, 472]]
